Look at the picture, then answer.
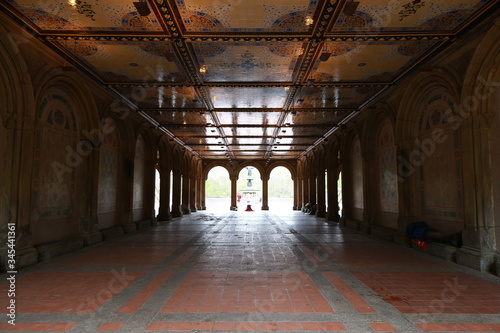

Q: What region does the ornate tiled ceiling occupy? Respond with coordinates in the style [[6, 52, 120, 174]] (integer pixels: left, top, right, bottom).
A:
[[1, 0, 497, 160]]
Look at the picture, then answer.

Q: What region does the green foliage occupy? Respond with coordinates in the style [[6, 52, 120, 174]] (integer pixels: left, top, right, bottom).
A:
[[206, 167, 231, 198], [269, 167, 293, 198], [205, 166, 294, 199]]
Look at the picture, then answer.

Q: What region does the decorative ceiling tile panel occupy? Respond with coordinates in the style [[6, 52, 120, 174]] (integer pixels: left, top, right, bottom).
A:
[[56, 40, 182, 83], [310, 40, 439, 82], [293, 86, 384, 109], [222, 126, 275, 137], [330, 0, 489, 33], [8, 0, 163, 31], [114, 86, 203, 109], [209, 87, 287, 108], [193, 42, 304, 82], [175, 0, 319, 32], [216, 111, 282, 125]]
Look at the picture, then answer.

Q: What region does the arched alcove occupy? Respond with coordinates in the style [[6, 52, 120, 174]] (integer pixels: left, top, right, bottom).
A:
[[268, 166, 293, 211], [206, 166, 231, 211]]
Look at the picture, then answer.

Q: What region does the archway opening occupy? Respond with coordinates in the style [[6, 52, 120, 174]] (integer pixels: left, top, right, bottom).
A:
[[206, 166, 231, 211], [324, 168, 328, 214], [154, 168, 160, 217], [338, 171, 343, 218], [237, 166, 262, 211], [269, 166, 293, 211]]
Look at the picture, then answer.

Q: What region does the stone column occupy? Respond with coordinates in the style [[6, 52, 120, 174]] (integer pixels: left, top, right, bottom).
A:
[[457, 113, 496, 272], [308, 173, 317, 210], [230, 176, 238, 210], [157, 166, 171, 221], [360, 150, 374, 233], [293, 176, 299, 210], [316, 169, 326, 218], [171, 170, 183, 217], [121, 157, 136, 233], [181, 172, 191, 215], [327, 157, 340, 221], [393, 140, 418, 245], [200, 174, 207, 210], [261, 176, 269, 210], [190, 176, 197, 212], [0, 114, 38, 270]]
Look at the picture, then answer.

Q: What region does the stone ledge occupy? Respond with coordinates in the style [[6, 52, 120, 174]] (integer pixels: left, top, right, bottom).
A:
[[412, 241, 458, 262], [36, 237, 83, 262], [371, 225, 396, 242], [456, 246, 496, 272], [82, 231, 102, 247], [100, 226, 125, 240], [345, 218, 361, 231], [135, 219, 152, 231]]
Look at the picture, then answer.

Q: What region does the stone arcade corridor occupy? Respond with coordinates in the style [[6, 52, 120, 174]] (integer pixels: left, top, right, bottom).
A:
[[1, 211, 500, 332]]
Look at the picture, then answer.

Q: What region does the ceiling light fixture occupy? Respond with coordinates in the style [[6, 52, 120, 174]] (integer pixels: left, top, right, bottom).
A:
[[133, 1, 151, 16], [305, 15, 314, 26], [199, 64, 207, 74]]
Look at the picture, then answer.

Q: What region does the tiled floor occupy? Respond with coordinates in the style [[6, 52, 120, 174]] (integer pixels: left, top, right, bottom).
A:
[[1, 210, 500, 332]]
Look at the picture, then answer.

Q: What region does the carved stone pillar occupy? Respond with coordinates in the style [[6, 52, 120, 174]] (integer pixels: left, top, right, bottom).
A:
[[157, 166, 171, 221], [261, 176, 269, 210], [457, 113, 496, 272], [181, 171, 191, 215], [190, 175, 197, 212], [327, 156, 340, 221], [230, 176, 238, 210], [171, 170, 183, 217], [316, 169, 326, 218]]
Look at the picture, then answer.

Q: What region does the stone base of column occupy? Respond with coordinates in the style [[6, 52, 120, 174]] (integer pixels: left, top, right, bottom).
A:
[[316, 210, 326, 218], [82, 231, 103, 246], [157, 212, 171, 222], [122, 222, 137, 234], [190, 207, 197, 213], [171, 210, 183, 218], [456, 246, 496, 272], [182, 207, 191, 215], [326, 211, 340, 222], [261, 205, 269, 211]]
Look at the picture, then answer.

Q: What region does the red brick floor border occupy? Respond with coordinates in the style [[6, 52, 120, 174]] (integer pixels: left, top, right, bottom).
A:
[[0, 322, 77, 332], [146, 321, 348, 331], [160, 270, 334, 313], [323, 271, 376, 313], [417, 322, 500, 331], [117, 271, 173, 313]]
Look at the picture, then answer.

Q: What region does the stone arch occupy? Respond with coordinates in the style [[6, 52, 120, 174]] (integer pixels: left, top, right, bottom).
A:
[[203, 162, 232, 181], [397, 70, 465, 234], [0, 22, 36, 248], [33, 69, 99, 133], [396, 71, 461, 142], [266, 161, 296, 179], [460, 18, 500, 261], [234, 162, 266, 181]]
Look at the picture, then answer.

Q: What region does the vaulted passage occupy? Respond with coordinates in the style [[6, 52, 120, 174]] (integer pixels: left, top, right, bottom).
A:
[[1, 0, 500, 330], [1, 211, 500, 332]]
